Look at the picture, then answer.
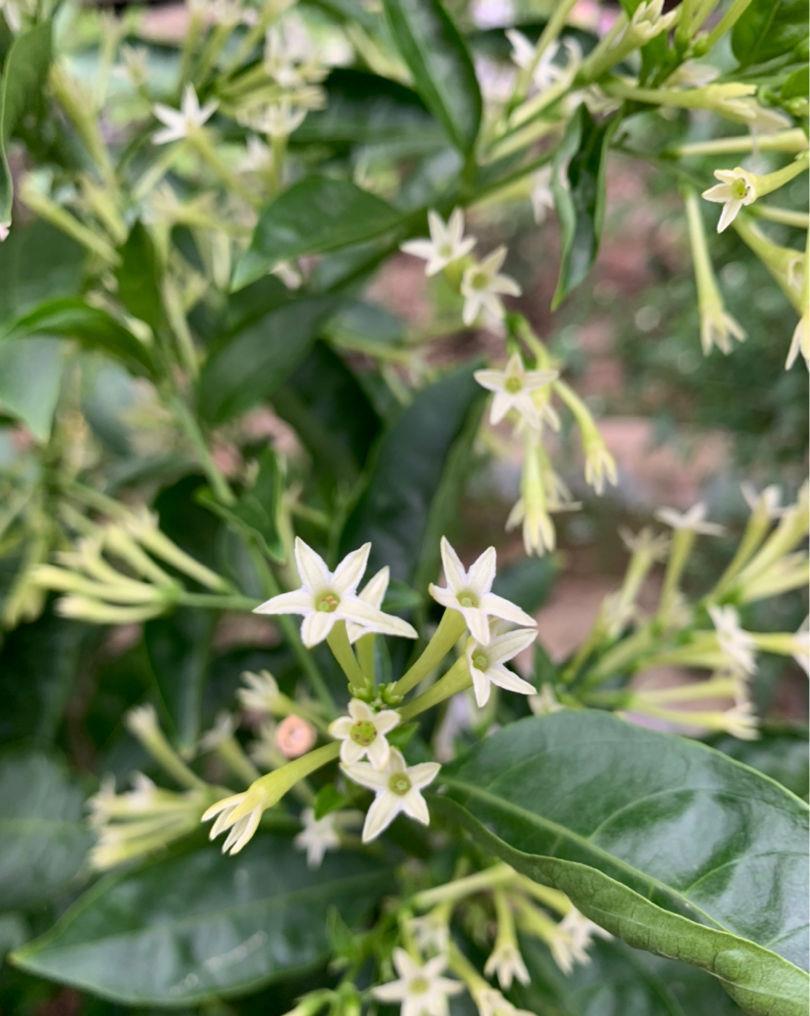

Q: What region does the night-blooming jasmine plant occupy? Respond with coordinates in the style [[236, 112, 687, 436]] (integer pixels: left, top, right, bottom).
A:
[[343, 748, 441, 842], [400, 208, 476, 276], [372, 950, 463, 1016]]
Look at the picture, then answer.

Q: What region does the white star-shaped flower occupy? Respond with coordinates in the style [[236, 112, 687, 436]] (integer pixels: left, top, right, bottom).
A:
[[741, 483, 784, 519], [484, 940, 530, 989], [429, 537, 536, 644], [372, 949, 463, 1016], [152, 84, 218, 145], [720, 700, 759, 740], [240, 99, 308, 139], [557, 908, 612, 962], [342, 748, 440, 842], [700, 305, 746, 355], [294, 807, 341, 868], [237, 669, 280, 715], [203, 786, 267, 855], [531, 165, 555, 224], [460, 247, 522, 326], [655, 503, 725, 536], [254, 538, 417, 647], [702, 167, 757, 232], [708, 605, 757, 675], [474, 353, 558, 429], [401, 208, 476, 276], [328, 698, 400, 768], [466, 626, 537, 707]]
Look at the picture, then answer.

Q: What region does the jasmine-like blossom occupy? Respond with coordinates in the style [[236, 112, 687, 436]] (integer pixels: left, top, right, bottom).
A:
[[530, 685, 563, 714], [152, 84, 218, 145], [254, 537, 417, 647], [429, 537, 536, 644], [530, 165, 554, 224], [241, 135, 273, 173], [294, 807, 341, 868], [741, 483, 784, 519], [342, 748, 440, 842], [719, 700, 759, 740], [347, 566, 390, 643], [708, 605, 757, 675], [623, 0, 678, 43], [473, 353, 558, 429], [702, 168, 757, 232], [240, 100, 309, 139], [474, 988, 534, 1016], [409, 912, 451, 956], [400, 209, 476, 276], [484, 940, 530, 989], [203, 784, 268, 854], [655, 503, 725, 536], [372, 949, 463, 1016], [700, 304, 746, 355], [328, 698, 400, 767], [461, 248, 522, 326], [466, 627, 537, 707], [238, 669, 281, 715], [557, 908, 612, 960]]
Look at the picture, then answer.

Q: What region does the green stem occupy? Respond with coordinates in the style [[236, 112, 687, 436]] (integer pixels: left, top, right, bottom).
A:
[[702, 0, 753, 51], [413, 863, 516, 910], [167, 393, 235, 505], [393, 610, 466, 697], [327, 621, 369, 694], [398, 658, 470, 722]]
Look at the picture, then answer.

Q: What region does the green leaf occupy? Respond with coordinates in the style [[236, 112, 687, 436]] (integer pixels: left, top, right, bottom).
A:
[[197, 447, 285, 561], [0, 337, 63, 441], [732, 0, 807, 67], [551, 107, 615, 310], [13, 837, 393, 1005], [144, 608, 215, 754], [0, 221, 83, 324], [272, 341, 382, 486], [513, 933, 744, 1015], [196, 294, 339, 424], [0, 22, 51, 227], [339, 364, 485, 586], [439, 710, 809, 1015], [0, 612, 88, 747], [115, 221, 164, 334], [0, 749, 90, 911], [233, 176, 404, 291], [382, 0, 482, 155], [708, 726, 809, 800], [1, 298, 158, 378]]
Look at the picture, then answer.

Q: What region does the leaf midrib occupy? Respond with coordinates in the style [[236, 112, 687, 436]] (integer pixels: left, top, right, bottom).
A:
[[441, 778, 726, 932]]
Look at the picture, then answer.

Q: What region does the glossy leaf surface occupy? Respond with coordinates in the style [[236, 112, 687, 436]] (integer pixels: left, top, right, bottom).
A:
[[13, 837, 393, 1005], [382, 0, 482, 155], [233, 176, 404, 290], [439, 710, 809, 1015]]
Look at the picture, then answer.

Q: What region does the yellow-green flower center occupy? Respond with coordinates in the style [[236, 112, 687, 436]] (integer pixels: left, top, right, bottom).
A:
[[731, 178, 749, 200], [388, 772, 412, 796], [350, 720, 377, 747], [410, 976, 429, 994], [472, 650, 489, 671], [505, 375, 523, 393], [457, 590, 479, 608], [316, 591, 340, 613], [470, 270, 488, 290]]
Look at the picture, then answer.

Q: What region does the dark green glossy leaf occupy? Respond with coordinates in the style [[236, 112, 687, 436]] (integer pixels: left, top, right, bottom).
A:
[[293, 68, 443, 155], [0, 337, 63, 440], [324, 298, 406, 349], [13, 837, 393, 1005], [0, 750, 90, 911], [512, 933, 744, 1015], [732, 0, 807, 67], [0, 22, 51, 227], [197, 447, 285, 560], [233, 176, 404, 290], [709, 726, 809, 800], [115, 221, 164, 334], [382, 0, 482, 155], [196, 294, 339, 424], [0, 221, 83, 323], [551, 106, 614, 310], [439, 710, 809, 1015], [144, 608, 215, 754], [1, 298, 157, 378], [0, 611, 87, 746], [339, 364, 485, 586], [272, 341, 381, 486]]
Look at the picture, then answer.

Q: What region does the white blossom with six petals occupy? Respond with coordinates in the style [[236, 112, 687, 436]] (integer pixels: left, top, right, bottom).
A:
[[152, 84, 218, 145], [372, 949, 463, 1016], [460, 247, 522, 326]]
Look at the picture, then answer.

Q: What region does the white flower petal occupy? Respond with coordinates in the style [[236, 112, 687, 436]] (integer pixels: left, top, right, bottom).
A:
[[482, 592, 536, 628], [362, 792, 401, 841], [332, 542, 371, 594], [253, 589, 311, 615], [300, 610, 336, 646], [294, 536, 330, 590], [439, 536, 467, 590]]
